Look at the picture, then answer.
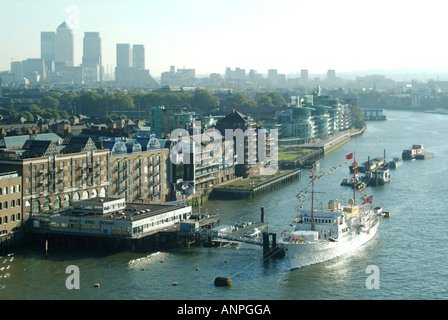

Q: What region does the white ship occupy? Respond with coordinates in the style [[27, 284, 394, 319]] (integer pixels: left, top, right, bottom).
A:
[[280, 163, 383, 270]]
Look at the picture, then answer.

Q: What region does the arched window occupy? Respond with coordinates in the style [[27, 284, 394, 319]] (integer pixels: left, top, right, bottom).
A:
[[43, 198, 50, 211], [100, 188, 106, 198], [91, 189, 98, 198], [54, 196, 61, 210], [73, 192, 80, 201], [63, 194, 70, 207], [82, 191, 89, 200], [32, 200, 40, 214]]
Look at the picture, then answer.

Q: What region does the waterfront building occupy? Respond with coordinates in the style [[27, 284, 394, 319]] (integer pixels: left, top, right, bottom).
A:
[[0, 134, 171, 223], [105, 139, 170, 203], [0, 136, 109, 221], [0, 172, 22, 238], [216, 110, 259, 178], [280, 106, 317, 143], [164, 127, 236, 198], [45, 197, 192, 239]]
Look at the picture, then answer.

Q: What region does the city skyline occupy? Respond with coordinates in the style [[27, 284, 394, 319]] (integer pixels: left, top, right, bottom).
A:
[[1, 0, 447, 78]]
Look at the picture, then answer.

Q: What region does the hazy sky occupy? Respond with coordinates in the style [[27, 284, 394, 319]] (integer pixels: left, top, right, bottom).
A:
[[1, 0, 447, 77]]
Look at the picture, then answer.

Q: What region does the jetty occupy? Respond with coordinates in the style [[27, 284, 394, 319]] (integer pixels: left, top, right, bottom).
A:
[[210, 168, 301, 200]]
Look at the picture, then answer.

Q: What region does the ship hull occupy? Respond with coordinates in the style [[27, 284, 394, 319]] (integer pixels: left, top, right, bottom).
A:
[[284, 221, 379, 270]]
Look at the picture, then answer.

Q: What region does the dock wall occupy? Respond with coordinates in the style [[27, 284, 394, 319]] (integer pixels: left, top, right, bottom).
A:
[[210, 168, 301, 200]]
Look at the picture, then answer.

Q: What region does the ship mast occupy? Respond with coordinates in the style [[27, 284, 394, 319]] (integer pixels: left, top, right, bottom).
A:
[[311, 164, 315, 231], [353, 153, 356, 206]]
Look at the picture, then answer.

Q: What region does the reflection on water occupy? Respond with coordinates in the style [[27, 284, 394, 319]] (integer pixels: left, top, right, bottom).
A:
[[1, 110, 448, 300]]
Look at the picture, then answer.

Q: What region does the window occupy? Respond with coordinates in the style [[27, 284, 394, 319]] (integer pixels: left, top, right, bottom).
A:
[[32, 200, 40, 214], [43, 198, 50, 211], [54, 197, 61, 210]]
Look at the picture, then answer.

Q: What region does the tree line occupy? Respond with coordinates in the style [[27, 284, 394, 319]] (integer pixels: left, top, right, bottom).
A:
[[0, 89, 290, 123]]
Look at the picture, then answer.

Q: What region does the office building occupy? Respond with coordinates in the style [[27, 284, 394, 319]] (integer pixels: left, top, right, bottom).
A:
[[115, 43, 157, 86], [300, 69, 309, 85], [116, 44, 132, 68], [41, 31, 56, 72], [22, 58, 46, 82], [132, 44, 145, 70], [82, 32, 103, 82], [327, 70, 336, 83], [54, 22, 74, 67], [161, 66, 196, 87]]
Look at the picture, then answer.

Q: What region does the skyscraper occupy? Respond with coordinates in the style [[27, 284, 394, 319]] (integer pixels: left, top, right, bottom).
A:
[[55, 21, 74, 67], [132, 44, 145, 69], [116, 44, 132, 68], [300, 69, 309, 85], [115, 43, 158, 86], [41, 32, 55, 63], [82, 32, 102, 82]]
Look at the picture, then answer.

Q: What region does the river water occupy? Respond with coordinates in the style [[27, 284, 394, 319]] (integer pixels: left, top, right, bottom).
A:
[[1, 110, 447, 300]]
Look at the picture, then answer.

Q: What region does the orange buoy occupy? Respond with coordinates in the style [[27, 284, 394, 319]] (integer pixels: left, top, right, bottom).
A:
[[214, 277, 232, 287]]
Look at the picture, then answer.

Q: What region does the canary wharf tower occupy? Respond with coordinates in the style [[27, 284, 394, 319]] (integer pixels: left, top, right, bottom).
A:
[[55, 21, 74, 66]]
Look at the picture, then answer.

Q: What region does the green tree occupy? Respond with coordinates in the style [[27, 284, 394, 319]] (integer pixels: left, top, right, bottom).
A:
[[266, 92, 286, 106], [228, 92, 253, 108], [41, 96, 60, 109], [74, 91, 103, 115], [190, 89, 219, 111], [256, 95, 274, 107], [22, 111, 34, 122]]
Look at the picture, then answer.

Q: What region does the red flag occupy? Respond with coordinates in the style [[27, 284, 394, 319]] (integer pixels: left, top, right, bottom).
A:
[[346, 153, 353, 159]]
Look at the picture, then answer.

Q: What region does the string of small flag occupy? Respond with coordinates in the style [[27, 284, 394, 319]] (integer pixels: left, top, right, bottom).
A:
[[347, 153, 374, 206], [295, 153, 375, 206], [295, 161, 347, 201]]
